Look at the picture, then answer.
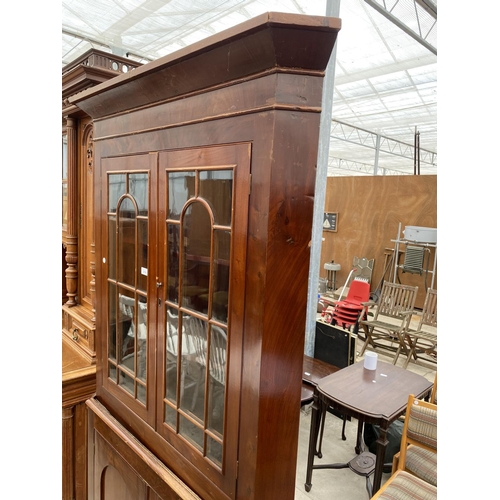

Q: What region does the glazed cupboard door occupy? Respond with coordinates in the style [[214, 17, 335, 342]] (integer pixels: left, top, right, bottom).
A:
[[156, 144, 250, 495], [100, 153, 158, 425], [98, 144, 251, 496]]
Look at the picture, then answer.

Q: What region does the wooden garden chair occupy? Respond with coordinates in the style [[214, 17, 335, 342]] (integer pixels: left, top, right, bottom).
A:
[[358, 282, 418, 363], [397, 288, 437, 368]]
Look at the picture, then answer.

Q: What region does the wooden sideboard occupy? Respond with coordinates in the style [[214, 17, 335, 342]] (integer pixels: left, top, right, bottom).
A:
[[62, 337, 96, 500]]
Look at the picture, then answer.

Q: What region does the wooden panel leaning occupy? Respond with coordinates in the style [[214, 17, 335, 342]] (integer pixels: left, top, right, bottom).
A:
[[370, 393, 437, 500]]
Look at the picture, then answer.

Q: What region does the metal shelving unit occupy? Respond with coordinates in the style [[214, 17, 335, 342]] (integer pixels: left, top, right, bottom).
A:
[[391, 223, 437, 290]]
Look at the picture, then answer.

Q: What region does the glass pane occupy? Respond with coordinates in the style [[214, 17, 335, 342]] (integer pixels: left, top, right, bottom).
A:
[[137, 218, 148, 293], [182, 316, 207, 417], [109, 174, 126, 213], [129, 173, 148, 216], [199, 170, 233, 226], [118, 197, 137, 287], [61, 131, 68, 233], [168, 171, 195, 220], [164, 403, 177, 429], [118, 289, 136, 365], [118, 369, 135, 396], [62, 134, 68, 227], [212, 230, 230, 323], [106, 169, 149, 405], [62, 135, 68, 180], [108, 216, 117, 281], [137, 382, 146, 404], [208, 325, 226, 434], [179, 414, 203, 451], [108, 283, 117, 361], [137, 297, 148, 382], [165, 307, 179, 402], [182, 203, 211, 314], [206, 436, 223, 468], [167, 223, 180, 303], [108, 363, 117, 383]]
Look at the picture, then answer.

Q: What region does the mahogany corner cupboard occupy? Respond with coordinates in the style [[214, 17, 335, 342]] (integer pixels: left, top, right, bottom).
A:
[[70, 12, 341, 500]]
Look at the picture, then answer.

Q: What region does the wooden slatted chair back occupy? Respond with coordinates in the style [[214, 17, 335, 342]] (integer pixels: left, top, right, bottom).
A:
[[418, 288, 437, 329], [374, 282, 418, 321]]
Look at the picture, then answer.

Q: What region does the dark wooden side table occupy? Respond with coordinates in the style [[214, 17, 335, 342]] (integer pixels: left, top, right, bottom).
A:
[[304, 361, 433, 496], [303, 354, 340, 385], [301, 355, 340, 406]]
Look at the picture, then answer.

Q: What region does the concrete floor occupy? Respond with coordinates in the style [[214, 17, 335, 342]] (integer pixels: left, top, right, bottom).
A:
[[294, 335, 436, 500]]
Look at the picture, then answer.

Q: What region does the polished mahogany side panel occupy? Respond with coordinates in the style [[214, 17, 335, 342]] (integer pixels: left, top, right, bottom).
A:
[[237, 108, 321, 498]]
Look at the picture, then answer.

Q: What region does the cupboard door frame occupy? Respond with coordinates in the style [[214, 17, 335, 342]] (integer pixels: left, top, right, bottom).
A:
[[98, 153, 158, 427], [97, 144, 251, 496], [156, 143, 251, 494]]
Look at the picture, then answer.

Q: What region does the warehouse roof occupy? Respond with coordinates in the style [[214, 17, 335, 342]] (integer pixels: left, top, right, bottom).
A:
[[62, 0, 437, 176]]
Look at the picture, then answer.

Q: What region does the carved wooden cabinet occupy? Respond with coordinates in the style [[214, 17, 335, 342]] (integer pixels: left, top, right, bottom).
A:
[[62, 49, 143, 500], [71, 12, 340, 500], [62, 49, 143, 363]]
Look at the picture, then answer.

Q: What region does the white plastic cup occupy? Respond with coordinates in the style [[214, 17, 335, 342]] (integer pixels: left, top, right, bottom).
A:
[[364, 351, 378, 370]]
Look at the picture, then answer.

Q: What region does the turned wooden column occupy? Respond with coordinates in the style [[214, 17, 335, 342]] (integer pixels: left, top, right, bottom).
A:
[[65, 117, 78, 306]]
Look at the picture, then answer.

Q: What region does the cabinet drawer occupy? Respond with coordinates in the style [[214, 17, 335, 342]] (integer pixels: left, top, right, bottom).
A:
[[63, 307, 96, 362], [68, 318, 90, 348]]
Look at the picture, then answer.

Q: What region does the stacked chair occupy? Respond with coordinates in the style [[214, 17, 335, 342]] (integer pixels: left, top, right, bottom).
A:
[[328, 278, 371, 333], [370, 385, 437, 500]]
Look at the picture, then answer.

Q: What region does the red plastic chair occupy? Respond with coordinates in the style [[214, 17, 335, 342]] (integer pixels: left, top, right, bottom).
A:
[[331, 279, 370, 331]]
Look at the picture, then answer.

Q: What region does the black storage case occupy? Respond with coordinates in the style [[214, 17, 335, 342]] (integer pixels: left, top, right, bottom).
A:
[[314, 320, 356, 368], [313, 320, 357, 421]]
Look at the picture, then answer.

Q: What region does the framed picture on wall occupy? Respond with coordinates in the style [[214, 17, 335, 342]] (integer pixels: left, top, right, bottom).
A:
[[323, 212, 338, 232]]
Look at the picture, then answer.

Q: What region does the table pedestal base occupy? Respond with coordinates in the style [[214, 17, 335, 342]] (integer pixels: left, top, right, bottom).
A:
[[305, 451, 375, 497]]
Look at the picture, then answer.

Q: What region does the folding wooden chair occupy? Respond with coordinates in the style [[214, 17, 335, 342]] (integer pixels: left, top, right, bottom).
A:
[[397, 289, 437, 368], [370, 393, 437, 499], [358, 282, 418, 363]]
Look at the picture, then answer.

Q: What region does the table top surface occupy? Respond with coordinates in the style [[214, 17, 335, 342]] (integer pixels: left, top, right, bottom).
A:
[[303, 354, 340, 386], [317, 360, 432, 422], [62, 337, 96, 382]]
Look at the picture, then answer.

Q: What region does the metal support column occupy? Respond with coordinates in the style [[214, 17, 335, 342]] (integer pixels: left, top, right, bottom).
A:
[[304, 0, 341, 357], [374, 134, 381, 176]]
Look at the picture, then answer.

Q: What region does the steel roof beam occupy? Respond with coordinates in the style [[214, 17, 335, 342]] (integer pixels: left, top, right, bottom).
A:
[[327, 157, 414, 176], [364, 0, 437, 55], [330, 119, 437, 166]]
